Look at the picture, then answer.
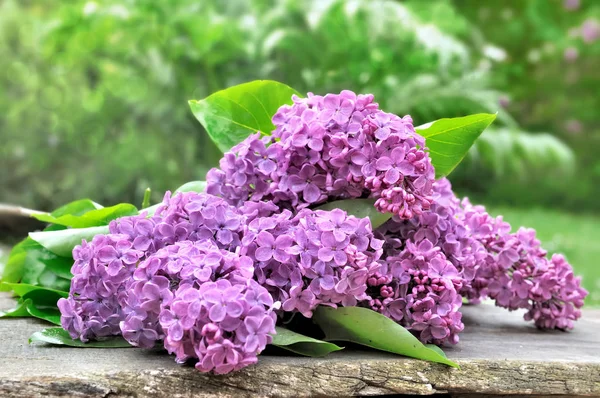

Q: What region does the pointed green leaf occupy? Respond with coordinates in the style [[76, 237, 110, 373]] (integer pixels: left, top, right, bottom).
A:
[[189, 80, 301, 151], [313, 306, 459, 368], [24, 302, 62, 325], [1, 298, 62, 325], [416, 113, 497, 178], [270, 326, 343, 357], [315, 199, 391, 229], [33, 203, 138, 228], [142, 188, 152, 209], [2, 283, 68, 301], [29, 327, 132, 348], [0, 298, 31, 318], [30, 225, 109, 257], [0, 238, 38, 286], [50, 199, 103, 218]]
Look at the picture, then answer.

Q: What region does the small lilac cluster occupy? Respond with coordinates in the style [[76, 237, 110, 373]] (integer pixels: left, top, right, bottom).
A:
[[119, 240, 255, 349], [207, 91, 435, 220], [242, 208, 383, 317], [378, 178, 486, 286], [458, 199, 588, 330], [58, 234, 143, 342], [110, 191, 246, 253], [120, 240, 276, 374], [367, 177, 587, 342]]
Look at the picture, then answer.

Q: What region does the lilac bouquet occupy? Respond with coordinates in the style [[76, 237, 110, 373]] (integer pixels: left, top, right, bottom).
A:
[[3, 81, 587, 375]]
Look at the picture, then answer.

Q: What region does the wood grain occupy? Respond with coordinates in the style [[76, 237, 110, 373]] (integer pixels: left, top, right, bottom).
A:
[[1, 293, 598, 397]]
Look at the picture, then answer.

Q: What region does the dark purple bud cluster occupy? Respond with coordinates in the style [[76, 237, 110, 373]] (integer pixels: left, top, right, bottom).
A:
[[369, 177, 587, 343]]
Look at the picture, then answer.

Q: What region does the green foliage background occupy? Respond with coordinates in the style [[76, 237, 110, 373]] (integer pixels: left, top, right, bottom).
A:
[[0, 0, 598, 211]]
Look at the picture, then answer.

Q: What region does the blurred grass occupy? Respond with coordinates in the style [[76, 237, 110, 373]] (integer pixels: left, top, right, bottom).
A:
[[487, 206, 600, 307]]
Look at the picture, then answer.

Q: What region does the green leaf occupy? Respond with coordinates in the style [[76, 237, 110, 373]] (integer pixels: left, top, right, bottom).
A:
[[0, 238, 72, 291], [23, 301, 62, 325], [270, 326, 343, 357], [30, 225, 110, 257], [189, 80, 301, 152], [416, 113, 497, 178], [0, 238, 38, 286], [0, 298, 61, 325], [313, 306, 459, 368], [0, 299, 31, 318], [174, 180, 207, 193], [2, 283, 68, 301], [50, 199, 103, 218], [33, 203, 138, 228], [29, 327, 132, 348], [315, 199, 391, 229], [142, 188, 151, 209]]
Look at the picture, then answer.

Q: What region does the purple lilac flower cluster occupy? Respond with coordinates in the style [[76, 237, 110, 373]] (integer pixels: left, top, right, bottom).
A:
[[59, 89, 589, 374], [458, 199, 588, 330], [60, 192, 278, 373], [207, 91, 435, 220], [379, 178, 486, 287], [362, 179, 480, 345], [120, 240, 276, 374], [363, 237, 465, 345], [242, 208, 383, 317], [58, 234, 143, 342], [367, 177, 587, 343], [60, 190, 385, 372]]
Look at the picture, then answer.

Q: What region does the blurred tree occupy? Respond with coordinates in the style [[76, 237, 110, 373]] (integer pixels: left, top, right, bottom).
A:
[[0, 0, 586, 211]]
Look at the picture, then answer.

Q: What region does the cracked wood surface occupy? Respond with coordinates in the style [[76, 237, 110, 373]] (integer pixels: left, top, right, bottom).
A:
[[0, 293, 599, 397]]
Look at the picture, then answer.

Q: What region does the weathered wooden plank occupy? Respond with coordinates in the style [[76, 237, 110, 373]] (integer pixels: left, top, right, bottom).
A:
[[0, 293, 599, 397]]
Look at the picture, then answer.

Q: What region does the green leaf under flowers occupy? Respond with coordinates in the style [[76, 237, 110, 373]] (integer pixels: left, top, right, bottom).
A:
[[23, 301, 62, 325], [270, 326, 343, 357], [416, 113, 497, 178], [0, 238, 39, 287], [0, 283, 66, 324], [174, 180, 207, 193], [0, 237, 72, 291], [313, 306, 459, 368], [29, 327, 132, 348], [0, 298, 61, 325], [315, 199, 391, 229], [0, 299, 30, 318], [189, 80, 301, 152], [30, 225, 110, 257], [33, 203, 138, 228], [1, 283, 68, 301]]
